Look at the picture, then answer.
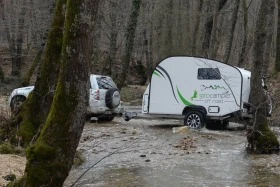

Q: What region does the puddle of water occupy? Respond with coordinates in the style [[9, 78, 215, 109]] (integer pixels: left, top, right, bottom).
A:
[[65, 120, 280, 187], [88, 154, 280, 187]]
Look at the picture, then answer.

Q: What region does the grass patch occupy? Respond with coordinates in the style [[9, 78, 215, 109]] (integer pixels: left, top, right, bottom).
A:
[[120, 85, 146, 105], [0, 142, 24, 155]]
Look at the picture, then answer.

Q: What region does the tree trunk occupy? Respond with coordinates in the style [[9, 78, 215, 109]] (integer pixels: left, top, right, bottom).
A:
[[143, 29, 149, 79], [176, 0, 183, 54], [17, 0, 67, 145], [164, 0, 174, 55], [0, 65, 4, 82], [238, 0, 249, 67], [21, 48, 44, 87], [249, 0, 279, 154], [263, 1, 275, 76], [145, 1, 155, 83], [275, 0, 280, 72], [1, 1, 16, 76], [192, 0, 203, 55], [118, 0, 141, 89], [223, 0, 240, 63], [108, 0, 118, 80], [13, 0, 27, 77], [11, 0, 99, 186], [203, 0, 227, 57]]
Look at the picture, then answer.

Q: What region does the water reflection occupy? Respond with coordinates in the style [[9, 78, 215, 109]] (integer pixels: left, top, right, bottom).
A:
[[65, 120, 280, 187]]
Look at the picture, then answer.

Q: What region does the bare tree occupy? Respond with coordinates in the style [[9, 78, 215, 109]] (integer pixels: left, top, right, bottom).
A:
[[192, 0, 204, 55], [0, 0, 5, 82], [275, 0, 280, 72], [223, 0, 240, 63], [21, 47, 44, 86], [238, 0, 250, 67], [0, 65, 4, 82], [248, 0, 279, 154], [203, 0, 227, 58], [119, 0, 142, 89], [108, 0, 118, 79], [1, 0, 27, 76], [262, 0, 275, 76]]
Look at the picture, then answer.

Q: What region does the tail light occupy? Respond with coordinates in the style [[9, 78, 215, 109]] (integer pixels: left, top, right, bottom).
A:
[[94, 89, 100, 100]]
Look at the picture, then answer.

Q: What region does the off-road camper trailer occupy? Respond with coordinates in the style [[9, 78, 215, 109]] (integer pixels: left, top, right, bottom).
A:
[[125, 56, 251, 128]]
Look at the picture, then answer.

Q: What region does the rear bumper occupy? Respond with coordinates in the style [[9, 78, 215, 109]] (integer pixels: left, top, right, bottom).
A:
[[88, 105, 124, 117]]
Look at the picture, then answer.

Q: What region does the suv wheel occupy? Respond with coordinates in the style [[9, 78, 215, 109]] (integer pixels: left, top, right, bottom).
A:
[[105, 88, 120, 109], [11, 96, 26, 114]]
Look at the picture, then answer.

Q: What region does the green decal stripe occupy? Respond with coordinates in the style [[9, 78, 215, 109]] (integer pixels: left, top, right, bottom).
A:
[[177, 86, 193, 106], [153, 71, 161, 77]]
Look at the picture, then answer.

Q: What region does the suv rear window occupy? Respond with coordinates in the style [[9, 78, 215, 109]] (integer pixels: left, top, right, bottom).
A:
[[96, 76, 117, 89], [197, 68, 221, 80]]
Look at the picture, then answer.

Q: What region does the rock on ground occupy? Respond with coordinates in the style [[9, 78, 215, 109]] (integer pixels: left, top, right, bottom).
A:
[[0, 154, 26, 186]]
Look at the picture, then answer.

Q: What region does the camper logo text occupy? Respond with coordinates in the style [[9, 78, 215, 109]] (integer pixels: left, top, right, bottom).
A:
[[192, 85, 231, 104]]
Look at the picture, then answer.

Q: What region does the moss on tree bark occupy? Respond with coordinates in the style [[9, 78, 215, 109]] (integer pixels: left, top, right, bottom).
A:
[[249, 0, 279, 154], [9, 0, 100, 186], [16, 0, 66, 145]]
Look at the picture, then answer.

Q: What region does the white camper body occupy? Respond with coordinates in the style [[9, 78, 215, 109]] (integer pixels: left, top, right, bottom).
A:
[[125, 57, 252, 128]]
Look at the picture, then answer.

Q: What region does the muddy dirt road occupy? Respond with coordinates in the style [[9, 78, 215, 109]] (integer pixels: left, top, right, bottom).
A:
[[65, 118, 280, 187]]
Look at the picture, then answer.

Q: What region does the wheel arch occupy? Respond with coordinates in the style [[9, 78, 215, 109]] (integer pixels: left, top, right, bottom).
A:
[[10, 95, 26, 107], [182, 105, 207, 117]]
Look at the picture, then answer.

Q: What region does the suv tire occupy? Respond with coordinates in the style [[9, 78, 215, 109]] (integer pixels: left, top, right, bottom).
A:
[[105, 88, 120, 109], [11, 96, 26, 114]]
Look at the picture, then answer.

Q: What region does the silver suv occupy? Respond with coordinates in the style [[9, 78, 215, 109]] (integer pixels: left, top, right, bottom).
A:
[[8, 74, 124, 121]]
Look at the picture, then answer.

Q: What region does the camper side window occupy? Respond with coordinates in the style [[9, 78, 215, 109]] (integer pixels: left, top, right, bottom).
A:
[[197, 68, 221, 80]]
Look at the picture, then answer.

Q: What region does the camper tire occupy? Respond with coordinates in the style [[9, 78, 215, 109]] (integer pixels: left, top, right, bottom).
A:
[[184, 111, 205, 129]]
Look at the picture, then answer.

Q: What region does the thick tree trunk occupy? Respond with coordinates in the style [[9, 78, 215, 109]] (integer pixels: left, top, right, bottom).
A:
[[223, 0, 240, 63], [119, 0, 141, 89], [11, 0, 99, 186], [17, 0, 66, 145], [249, 0, 279, 154]]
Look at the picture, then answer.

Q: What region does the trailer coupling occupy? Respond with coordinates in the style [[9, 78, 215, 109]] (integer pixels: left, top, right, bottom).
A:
[[124, 111, 138, 121]]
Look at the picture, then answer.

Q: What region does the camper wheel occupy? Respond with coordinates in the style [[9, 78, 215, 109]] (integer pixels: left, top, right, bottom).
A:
[[184, 111, 205, 129]]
